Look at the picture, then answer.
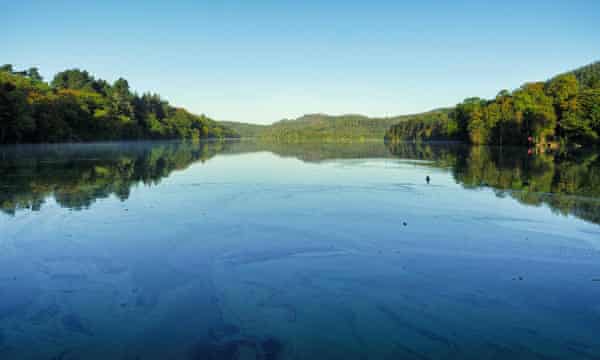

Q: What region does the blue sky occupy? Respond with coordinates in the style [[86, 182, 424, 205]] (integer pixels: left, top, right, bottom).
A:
[[3, 0, 600, 124]]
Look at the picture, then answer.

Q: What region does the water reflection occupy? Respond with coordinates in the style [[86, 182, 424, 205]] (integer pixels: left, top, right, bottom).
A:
[[0, 141, 230, 214], [2, 140, 600, 359], [2, 140, 600, 226], [387, 142, 600, 225]]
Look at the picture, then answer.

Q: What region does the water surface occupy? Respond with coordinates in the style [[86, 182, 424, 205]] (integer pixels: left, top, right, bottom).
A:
[[1, 140, 600, 359]]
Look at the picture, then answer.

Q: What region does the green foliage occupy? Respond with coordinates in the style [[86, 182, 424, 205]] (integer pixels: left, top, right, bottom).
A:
[[0, 65, 238, 144], [386, 61, 600, 146], [559, 61, 600, 90], [26, 67, 43, 82], [226, 111, 452, 142], [219, 121, 268, 138], [383, 110, 456, 142], [261, 114, 400, 142], [0, 64, 13, 73]]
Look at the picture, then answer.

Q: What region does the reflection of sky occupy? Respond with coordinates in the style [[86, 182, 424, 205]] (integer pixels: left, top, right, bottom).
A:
[[2, 150, 598, 246], [2, 147, 600, 358]]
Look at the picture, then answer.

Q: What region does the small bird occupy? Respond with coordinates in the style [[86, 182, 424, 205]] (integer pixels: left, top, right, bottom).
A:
[[426, 176, 430, 184]]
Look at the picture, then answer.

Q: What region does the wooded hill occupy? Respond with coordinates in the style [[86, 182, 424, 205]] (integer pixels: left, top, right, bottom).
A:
[[0, 65, 238, 144], [386, 61, 600, 146], [223, 110, 451, 142]]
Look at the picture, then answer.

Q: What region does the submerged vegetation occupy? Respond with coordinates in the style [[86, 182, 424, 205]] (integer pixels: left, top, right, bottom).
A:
[[386, 61, 600, 146], [0, 65, 238, 144]]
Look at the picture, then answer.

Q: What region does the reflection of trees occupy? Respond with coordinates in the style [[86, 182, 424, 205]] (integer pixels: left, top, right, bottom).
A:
[[3, 139, 599, 225], [0, 141, 229, 214], [223, 140, 394, 162], [388, 142, 600, 225], [385, 141, 464, 168]]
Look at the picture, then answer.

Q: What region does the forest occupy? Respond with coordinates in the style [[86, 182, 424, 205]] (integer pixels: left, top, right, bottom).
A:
[[0, 65, 238, 144], [3, 61, 599, 147], [385, 61, 600, 146], [226, 111, 452, 142]]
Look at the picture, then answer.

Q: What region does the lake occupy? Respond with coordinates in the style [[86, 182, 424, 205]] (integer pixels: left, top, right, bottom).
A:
[[1, 140, 600, 359]]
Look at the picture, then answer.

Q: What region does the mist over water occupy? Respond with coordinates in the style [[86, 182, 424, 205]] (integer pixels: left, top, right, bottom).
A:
[[1, 140, 600, 359]]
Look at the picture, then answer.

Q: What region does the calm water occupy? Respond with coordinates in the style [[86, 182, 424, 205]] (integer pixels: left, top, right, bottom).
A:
[[1, 140, 600, 359]]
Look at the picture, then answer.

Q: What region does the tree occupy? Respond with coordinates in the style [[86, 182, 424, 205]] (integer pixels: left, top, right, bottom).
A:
[[0, 64, 13, 73], [51, 69, 106, 94], [27, 67, 43, 82], [1, 66, 237, 144], [0, 80, 35, 143], [513, 83, 556, 144], [110, 78, 133, 120]]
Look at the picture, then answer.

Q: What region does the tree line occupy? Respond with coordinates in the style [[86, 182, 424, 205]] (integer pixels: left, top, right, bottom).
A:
[[0, 64, 238, 144], [385, 61, 600, 146], [227, 111, 452, 142]]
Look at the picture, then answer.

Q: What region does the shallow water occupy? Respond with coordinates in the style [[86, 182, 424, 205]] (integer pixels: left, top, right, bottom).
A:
[[1, 140, 600, 359]]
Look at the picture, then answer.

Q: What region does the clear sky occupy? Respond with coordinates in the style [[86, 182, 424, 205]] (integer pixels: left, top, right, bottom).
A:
[[3, 0, 599, 124]]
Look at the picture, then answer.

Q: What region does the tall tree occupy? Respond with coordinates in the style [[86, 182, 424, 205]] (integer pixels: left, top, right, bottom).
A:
[[26, 67, 43, 82]]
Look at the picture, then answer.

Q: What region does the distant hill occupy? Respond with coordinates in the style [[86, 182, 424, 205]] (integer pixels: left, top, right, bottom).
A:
[[219, 121, 268, 138], [222, 61, 600, 143], [221, 109, 452, 141]]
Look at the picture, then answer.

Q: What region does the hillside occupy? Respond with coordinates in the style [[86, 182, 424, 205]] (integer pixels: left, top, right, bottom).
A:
[[386, 61, 600, 146], [0, 65, 238, 144], [560, 61, 600, 89], [219, 121, 268, 138], [222, 109, 452, 141]]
